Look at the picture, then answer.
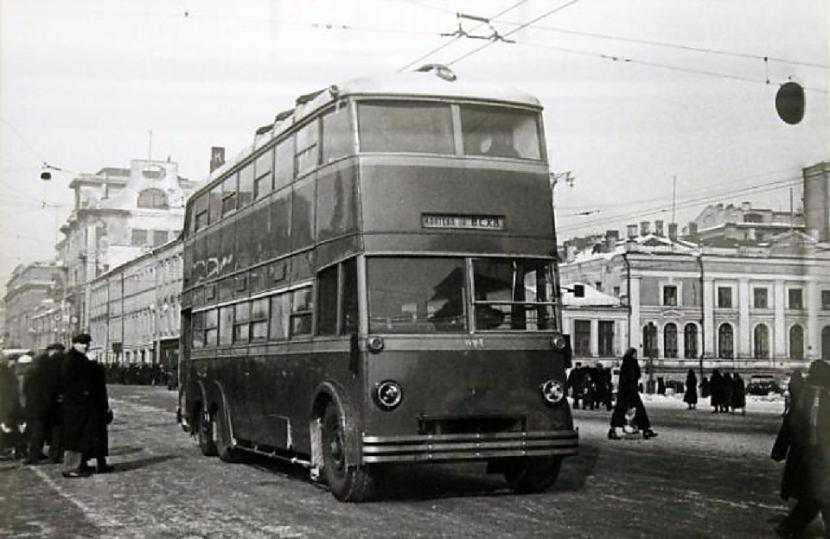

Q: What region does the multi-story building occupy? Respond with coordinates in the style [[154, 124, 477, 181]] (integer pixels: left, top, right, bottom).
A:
[[559, 162, 830, 381], [3, 262, 63, 349], [560, 225, 830, 381], [56, 158, 197, 336], [686, 201, 806, 245], [88, 238, 183, 365]]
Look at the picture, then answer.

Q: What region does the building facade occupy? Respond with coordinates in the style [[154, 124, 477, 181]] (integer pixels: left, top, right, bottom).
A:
[[56, 159, 197, 337], [88, 238, 183, 365], [561, 282, 628, 369], [560, 225, 830, 380], [3, 262, 63, 349]]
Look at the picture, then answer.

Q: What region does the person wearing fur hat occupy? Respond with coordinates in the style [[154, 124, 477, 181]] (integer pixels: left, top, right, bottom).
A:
[[61, 333, 112, 477]]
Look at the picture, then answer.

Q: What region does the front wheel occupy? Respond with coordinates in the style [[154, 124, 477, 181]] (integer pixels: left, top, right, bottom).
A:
[[503, 456, 562, 493], [321, 403, 375, 502]]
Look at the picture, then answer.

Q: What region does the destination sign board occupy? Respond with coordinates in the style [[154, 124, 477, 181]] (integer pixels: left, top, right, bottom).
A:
[[421, 214, 505, 230]]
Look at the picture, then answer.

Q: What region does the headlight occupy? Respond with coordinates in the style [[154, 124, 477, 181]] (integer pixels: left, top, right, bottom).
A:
[[374, 380, 403, 410], [367, 335, 385, 354], [540, 379, 566, 405], [551, 334, 568, 351]]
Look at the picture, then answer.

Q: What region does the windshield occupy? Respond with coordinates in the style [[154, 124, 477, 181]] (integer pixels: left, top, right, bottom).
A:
[[358, 101, 454, 154], [366, 256, 557, 334], [471, 258, 556, 331], [460, 105, 541, 160], [356, 100, 542, 160], [367, 257, 467, 333]]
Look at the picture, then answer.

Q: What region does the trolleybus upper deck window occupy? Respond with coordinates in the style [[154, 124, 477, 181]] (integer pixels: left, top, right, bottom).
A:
[[460, 105, 541, 160], [367, 257, 467, 334], [357, 101, 453, 155]]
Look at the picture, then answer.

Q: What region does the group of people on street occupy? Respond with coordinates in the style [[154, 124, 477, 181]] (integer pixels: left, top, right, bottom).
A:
[[705, 369, 747, 414], [566, 363, 613, 411], [0, 333, 113, 478]]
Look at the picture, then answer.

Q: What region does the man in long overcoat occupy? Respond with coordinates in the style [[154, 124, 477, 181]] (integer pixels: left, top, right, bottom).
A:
[[61, 334, 109, 477], [23, 343, 65, 464], [772, 360, 830, 537]]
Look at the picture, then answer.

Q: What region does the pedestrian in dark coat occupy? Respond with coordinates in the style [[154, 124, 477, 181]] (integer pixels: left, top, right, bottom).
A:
[[710, 370, 723, 412], [61, 334, 100, 477], [771, 360, 830, 538], [23, 343, 65, 464], [0, 356, 22, 458], [684, 369, 698, 410], [701, 376, 710, 399], [608, 348, 657, 440], [721, 372, 734, 413], [731, 373, 746, 415], [82, 358, 113, 473]]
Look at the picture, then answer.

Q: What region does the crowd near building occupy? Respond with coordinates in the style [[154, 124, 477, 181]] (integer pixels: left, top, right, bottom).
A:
[[3, 156, 829, 380]]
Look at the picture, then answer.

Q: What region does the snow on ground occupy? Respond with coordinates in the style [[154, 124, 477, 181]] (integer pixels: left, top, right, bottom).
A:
[[639, 391, 785, 415]]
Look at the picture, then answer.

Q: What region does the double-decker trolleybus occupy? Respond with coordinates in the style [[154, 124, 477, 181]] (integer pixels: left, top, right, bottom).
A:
[[178, 65, 577, 501]]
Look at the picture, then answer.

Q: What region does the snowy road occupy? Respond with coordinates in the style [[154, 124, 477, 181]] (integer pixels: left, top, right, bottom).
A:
[[0, 386, 813, 538]]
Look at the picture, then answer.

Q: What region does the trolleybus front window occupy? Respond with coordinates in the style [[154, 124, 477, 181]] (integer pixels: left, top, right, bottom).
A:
[[367, 257, 467, 333], [460, 105, 541, 160], [357, 101, 453, 155], [472, 258, 556, 331]]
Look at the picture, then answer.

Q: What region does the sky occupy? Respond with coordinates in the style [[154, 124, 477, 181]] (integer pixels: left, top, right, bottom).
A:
[[1, 0, 828, 289]]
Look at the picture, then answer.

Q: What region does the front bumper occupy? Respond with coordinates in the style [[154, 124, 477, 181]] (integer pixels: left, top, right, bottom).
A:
[[361, 429, 578, 464]]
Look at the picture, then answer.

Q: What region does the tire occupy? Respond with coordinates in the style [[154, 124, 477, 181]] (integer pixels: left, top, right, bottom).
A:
[[214, 402, 242, 463], [321, 402, 375, 502], [503, 456, 562, 493], [197, 408, 218, 457]]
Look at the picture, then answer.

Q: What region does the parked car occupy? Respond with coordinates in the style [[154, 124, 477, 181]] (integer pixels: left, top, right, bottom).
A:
[[745, 375, 783, 396]]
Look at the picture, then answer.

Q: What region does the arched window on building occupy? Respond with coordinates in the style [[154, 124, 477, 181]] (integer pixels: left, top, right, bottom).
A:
[[684, 323, 698, 359], [137, 188, 169, 209], [753, 324, 769, 359], [643, 322, 658, 358], [718, 323, 734, 359], [789, 324, 804, 360], [663, 323, 678, 358]]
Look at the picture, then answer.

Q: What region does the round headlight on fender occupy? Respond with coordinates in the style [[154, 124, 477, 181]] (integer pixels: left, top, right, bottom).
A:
[[367, 335, 385, 354], [540, 379, 566, 405], [551, 334, 568, 351], [374, 380, 403, 410]]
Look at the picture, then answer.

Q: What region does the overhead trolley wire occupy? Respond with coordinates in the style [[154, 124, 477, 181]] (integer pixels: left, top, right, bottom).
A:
[[495, 22, 828, 70], [556, 176, 803, 234], [512, 39, 829, 94]]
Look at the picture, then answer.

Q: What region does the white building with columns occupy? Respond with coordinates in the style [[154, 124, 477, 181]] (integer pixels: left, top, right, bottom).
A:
[[560, 226, 830, 380]]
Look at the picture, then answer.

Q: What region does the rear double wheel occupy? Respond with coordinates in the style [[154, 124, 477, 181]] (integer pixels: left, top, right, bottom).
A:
[[321, 402, 375, 502], [212, 402, 242, 463], [502, 456, 562, 493], [197, 407, 217, 457]]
